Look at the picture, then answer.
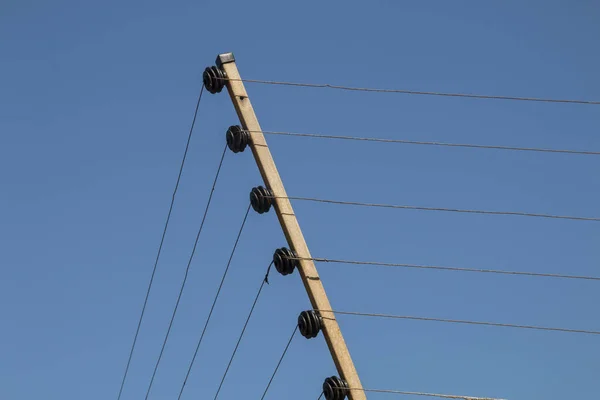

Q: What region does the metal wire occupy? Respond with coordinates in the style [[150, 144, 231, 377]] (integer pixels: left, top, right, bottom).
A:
[[322, 310, 600, 336], [298, 256, 600, 282], [259, 325, 298, 400], [317, 386, 502, 400], [274, 195, 600, 222], [213, 262, 274, 400], [176, 204, 252, 400], [356, 388, 505, 400], [253, 130, 600, 156], [116, 85, 205, 400], [142, 144, 227, 399], [225, 77, 600, 105]]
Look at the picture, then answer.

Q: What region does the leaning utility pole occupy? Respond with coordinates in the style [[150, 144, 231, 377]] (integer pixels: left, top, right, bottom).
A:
[[202, 53, 366, 400]]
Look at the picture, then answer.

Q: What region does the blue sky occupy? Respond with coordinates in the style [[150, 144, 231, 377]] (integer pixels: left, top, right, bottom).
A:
[[1, 1, 599, 399]]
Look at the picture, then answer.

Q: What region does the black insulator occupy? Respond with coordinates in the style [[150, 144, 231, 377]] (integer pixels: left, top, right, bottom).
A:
[[226, 125, 250, 153], [323, 376, 349, 400], [273, 247, 298, 276], [203, 65, 226, 94], [298, 310, 322, 339], [250, 186, 273, 214]]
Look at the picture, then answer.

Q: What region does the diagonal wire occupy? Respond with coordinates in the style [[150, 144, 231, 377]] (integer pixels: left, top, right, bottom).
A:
[[259, 324, 298, 400], [116, 84, 205, 400], [227, 77, 600, 105], [143, 144, 228, 400], [298, 256, 600, 282], [213, 262, 274, 400], [254, 130, 600, 156], [322, 310, 600, 336], [317, 392, 324, 400], [176, 204, 252, 400], [274, 195, 600, 222], [356, 388, 505, 400]]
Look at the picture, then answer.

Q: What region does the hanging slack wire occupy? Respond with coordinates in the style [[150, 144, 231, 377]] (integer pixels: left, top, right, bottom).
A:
[[300, 256, 600, 282], [176, 204, 252, 400], [275, 195, 600, 223], [226, 77, 600, 105], [144, 145, 228, 400], [355, 388, 505, 400], [256, 130, 600, 157], [323, 310, 600, 336], [116, 85, 206, 400], [260, 324, 298, 400], [213, 262, 274, 400]]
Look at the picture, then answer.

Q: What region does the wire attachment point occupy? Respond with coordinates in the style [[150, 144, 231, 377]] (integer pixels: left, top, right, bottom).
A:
[[323, 376, 349, 400], [298, 310, 322, 339], [226, 125, 250, 153], [273, 247, 298, 275], [250, 186, 273, 214], [203, 66, 226, 94]]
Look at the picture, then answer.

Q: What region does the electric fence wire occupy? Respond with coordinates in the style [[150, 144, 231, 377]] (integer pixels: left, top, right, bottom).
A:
[[226, 77, 600, 105], [116, 85, 205, 400], [294, 256, 600, 282], [259, 325, 298, 400], [176, 204, 252, 400], [142, 144, 228, 400], [251, 130, 600, 156], [212, 262, 274, 400], [353, 388, 504, 400], [205, 69, 600, 400], [322, 310, 600, 336], [273, 195, 600, 222]]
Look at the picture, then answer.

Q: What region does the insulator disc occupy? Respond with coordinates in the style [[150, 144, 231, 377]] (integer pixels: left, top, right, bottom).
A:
[[226, 125, 250, 153], [273, 247, 298, 276], [323, 376, 349, 400], [203, 66, 226, 94], [298, 310, 322, 339], [250, 186, 273, 214]]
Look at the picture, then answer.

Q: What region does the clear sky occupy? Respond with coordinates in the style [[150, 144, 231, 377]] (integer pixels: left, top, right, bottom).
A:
[[1, 1, 599, 400]]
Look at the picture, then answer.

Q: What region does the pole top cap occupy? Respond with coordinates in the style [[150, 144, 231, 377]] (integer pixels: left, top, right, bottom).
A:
[[216, 52, 235, 67]]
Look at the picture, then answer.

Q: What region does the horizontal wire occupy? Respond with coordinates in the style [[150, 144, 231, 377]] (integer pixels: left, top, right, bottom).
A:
[[297, 256, 600, 282], [272, 195, 600, 222], [322, 310, 600, 336], [252, 130, 600, 156], [225, 77, 600, 105], [252, 327, 495, 400], [356, 388, 504, 400]]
